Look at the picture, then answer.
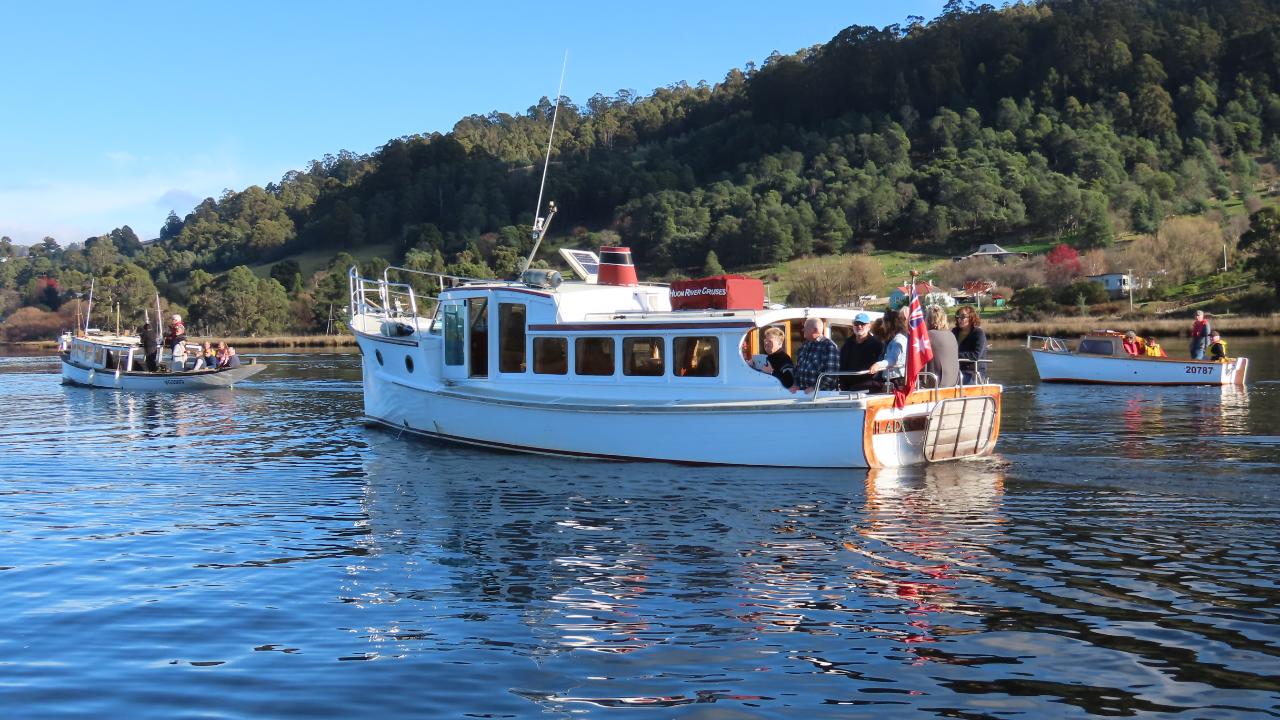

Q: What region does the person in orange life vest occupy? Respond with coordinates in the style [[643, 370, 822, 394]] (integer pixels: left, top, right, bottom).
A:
[[1143, 336, 1166, 357], [1122, 330, 1143, 356]]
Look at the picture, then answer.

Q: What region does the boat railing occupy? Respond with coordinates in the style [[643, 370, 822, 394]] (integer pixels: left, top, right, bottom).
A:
[[1026, 335, 1070, 352], [959, 358, 993, 385], [349, 267, 422, 324]]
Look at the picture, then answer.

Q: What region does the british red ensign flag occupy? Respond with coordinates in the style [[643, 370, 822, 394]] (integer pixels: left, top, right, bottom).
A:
[[896, 282, 934, 409]]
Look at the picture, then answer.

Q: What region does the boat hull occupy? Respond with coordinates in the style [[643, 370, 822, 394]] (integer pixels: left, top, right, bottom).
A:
[[60, 358, 267, 390], [359, 354, 999, 469], [1029, 350, 1248, 386]]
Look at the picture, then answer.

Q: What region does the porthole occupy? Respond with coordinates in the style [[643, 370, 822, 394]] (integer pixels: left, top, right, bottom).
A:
[[405, 356, 415, 373], [375, 349, 384, 365]]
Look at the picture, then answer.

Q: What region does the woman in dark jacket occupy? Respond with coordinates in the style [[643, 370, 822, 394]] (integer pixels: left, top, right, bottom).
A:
[[952, 305, 988, 384]]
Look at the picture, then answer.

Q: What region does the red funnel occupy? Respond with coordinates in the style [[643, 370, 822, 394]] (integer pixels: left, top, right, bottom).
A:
[[598, 246, 638, 287]]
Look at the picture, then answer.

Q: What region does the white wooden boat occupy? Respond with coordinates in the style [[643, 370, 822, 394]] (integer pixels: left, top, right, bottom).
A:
[[1026, 333, 1248, 386], [59, 331, 266, 390], [347, 249, 1002, 469]]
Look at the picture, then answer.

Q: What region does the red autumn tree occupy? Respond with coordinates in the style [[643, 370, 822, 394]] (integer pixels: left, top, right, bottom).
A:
[[1043, 243, 1083, 287]]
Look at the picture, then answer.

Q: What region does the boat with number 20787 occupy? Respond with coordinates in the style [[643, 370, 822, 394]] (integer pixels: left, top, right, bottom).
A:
[[347, 240, 1002, 468], [1026, 332, 1248, 386]]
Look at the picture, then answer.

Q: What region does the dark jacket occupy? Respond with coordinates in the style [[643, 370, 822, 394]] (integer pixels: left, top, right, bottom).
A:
[[139, 326, 159, 352], [765, 350, 794, 389], [839, 334, 883, 390]]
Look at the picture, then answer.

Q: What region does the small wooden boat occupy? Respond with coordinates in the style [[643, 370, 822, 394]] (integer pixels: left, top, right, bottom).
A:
[[1026, 332, 1248, 386], [59, 331, 266, 390]]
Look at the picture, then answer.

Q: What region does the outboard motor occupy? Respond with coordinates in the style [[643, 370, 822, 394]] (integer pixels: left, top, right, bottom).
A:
[[597, 246, 638, 287]]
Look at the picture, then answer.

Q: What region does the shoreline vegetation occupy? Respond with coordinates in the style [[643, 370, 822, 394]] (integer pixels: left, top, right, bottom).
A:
[[6, 314, 1279, 351]]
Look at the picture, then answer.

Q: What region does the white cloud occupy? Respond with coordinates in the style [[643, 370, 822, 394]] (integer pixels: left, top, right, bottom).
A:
[[0, 155, 243, 244]]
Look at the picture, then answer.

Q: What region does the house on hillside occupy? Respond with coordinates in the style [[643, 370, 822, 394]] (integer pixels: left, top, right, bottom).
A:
[[888, 280, 943, 308], [1088, 272, 1130, 298], [952, 243, 1030, 263]]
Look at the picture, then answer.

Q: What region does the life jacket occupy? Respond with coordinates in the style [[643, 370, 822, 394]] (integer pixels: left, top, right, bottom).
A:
[[1122, 338, 1141, 355], [1209, 339, 1228, 361], [1144, 343, 1166, 357]]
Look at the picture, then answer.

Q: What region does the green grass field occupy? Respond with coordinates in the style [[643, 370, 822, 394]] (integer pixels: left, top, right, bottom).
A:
[[248, 242, 402, 279]]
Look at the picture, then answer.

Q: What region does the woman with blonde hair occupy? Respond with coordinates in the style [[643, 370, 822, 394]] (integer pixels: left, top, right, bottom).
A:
[[924, 305, 960, 387]]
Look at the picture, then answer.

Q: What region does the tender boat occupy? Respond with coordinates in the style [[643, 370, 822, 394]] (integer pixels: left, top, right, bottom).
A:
[[1026, 332, 1248, 386], [59, 330, 266, 390], [347, 247, 1002, 469]]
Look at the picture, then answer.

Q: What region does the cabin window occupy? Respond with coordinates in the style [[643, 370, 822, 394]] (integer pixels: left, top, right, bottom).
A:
[[674, 337, 719, 377], [829, 322, 853, 348], [469, 298, 489, 378], [623, 337, 664, 376], [1079, 339, 1113, 355], [533, 337, 567, 375], [498, 303, 527, 373], [575, 337, 615, 376], [444, 305, 464, 366]]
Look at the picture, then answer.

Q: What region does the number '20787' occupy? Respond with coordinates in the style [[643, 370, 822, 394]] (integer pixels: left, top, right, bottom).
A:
[[1184, 365, 1213, 375]]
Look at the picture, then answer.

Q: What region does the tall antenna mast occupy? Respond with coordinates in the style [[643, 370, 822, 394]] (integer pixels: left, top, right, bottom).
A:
[[520, 51, 568, 276]]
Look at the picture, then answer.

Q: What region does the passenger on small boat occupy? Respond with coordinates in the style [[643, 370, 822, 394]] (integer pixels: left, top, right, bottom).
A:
[[869, 307, 908, 391], [1144, 336, 1167, 357], [953, 306, 988, 384], [759, 326, 794, 389], [1209, 332, 1229, 362], [924, 305, 960, 388], [138, 322, 160, 371], [166, 314, 187, 367], [792, 317, 840, 393], [839, 312, 882, 392], [1190, 310, 1211, 359], [1122, 330, 1144, 356]]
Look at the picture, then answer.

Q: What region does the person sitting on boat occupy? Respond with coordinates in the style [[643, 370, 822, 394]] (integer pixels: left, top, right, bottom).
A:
[[1190, 310, 1211, 360], [1122, 331, 1143, 356], [952, 306, 988, 384], [759, 326, 794, 389], [1208, 332, 1229, 362], [791, 317, 840, 394], [869, 307, 908, 392], [924, 305, 960, 387], [224, 346, 242, 369], [196, 342, 217, 370], [1144, 336, 1166, 357], [138, 322, 160, 372], [839, 312, 882, 392]]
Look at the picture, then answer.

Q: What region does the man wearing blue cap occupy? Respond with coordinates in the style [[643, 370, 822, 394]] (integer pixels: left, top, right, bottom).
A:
[[839, 311, 883, 391]]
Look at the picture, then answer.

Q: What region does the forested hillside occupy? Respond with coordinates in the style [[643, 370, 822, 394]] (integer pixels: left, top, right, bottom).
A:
[[5, 0, 1280, 337]]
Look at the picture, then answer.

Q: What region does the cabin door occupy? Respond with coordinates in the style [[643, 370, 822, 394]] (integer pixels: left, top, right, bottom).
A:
[[441, 300, 469, 381]]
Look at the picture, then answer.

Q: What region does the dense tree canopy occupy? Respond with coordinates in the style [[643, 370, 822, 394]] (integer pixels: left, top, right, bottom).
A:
[[6, 0, 1280, 336]]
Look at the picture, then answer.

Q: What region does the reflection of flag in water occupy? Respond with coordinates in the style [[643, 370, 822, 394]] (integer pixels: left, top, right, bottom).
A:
[[895, 282, 934, 409]]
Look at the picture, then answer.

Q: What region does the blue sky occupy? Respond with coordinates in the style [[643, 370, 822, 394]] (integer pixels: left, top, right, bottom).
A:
[[1, 1, 947, 246]]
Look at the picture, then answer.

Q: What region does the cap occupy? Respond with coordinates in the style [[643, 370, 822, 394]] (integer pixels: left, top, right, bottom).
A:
[[854, 312, 872, 324], [171, 314, 182, 322], [1125, 330, 1136, 338]]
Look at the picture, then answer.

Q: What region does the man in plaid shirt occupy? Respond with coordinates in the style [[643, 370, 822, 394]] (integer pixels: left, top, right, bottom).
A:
[[792, 317, 840, 393]]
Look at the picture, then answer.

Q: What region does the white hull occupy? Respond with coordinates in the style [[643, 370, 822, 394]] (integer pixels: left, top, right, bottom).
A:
[[1030, 350, 1248, 386], [61, 358, 267, 390], [358, 337, 999, 469]]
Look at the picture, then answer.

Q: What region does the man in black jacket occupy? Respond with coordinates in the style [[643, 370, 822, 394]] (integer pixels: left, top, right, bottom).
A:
[[839, 312, 882, 391], [138, 323, 160, 372]]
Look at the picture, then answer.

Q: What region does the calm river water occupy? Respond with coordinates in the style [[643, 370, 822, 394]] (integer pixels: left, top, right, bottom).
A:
[[1, 338, 1278, 718]]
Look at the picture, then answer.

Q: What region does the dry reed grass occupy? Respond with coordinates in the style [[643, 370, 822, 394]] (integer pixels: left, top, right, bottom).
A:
[[985, 314, 1280, 339]]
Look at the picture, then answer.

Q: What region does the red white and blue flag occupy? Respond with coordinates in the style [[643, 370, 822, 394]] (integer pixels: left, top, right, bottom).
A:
[[895, 282, 934, 409]]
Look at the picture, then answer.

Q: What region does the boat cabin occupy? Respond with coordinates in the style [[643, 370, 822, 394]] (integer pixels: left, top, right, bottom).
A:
[[1075, 332, 1130, 357], [65, 332, 141, 371], [351, 263, 869, 398]]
